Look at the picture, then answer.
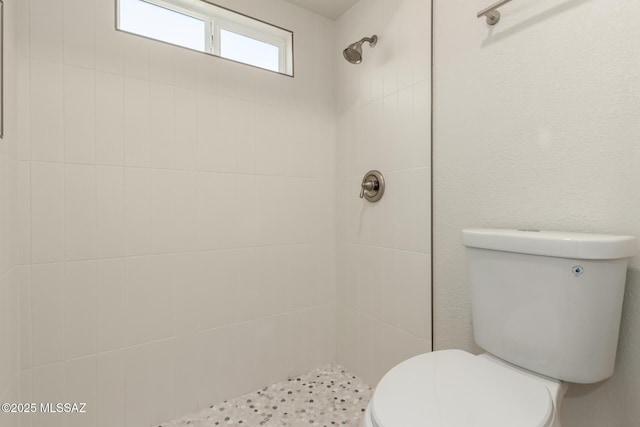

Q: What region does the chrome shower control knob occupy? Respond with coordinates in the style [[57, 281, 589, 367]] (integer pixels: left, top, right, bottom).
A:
[[359, 170, 385, 202]]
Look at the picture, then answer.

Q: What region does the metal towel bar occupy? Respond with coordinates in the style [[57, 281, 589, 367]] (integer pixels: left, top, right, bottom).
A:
[[477, 0, 513, 25]]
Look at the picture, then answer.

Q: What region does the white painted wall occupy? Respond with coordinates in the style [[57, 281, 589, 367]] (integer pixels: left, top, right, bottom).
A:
[[434, 0, 640, 425], [0, 0, 20, 426], [16, 0, 337, 426], [335, 0, 432, 386]]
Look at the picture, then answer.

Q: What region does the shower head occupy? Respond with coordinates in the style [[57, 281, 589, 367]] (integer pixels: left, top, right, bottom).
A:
[[343, 35, 378, 64]]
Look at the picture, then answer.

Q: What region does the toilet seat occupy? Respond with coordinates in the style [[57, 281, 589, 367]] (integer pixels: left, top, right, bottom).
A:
[[370, 350, 554, 427]]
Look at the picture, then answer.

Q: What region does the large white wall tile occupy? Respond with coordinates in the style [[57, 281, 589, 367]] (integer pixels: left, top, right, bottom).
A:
[[16, 0, 31, 57], [337, 243, 359, 310], [212, 58, 256, 101], [337, 306, 359, 371], [173, 48, 198, 91], [66, 356, 97, 427], [215, 96, 251, 173], [149, 83, 176, 169], [124, 345, 150, 427], [64, 66, 96, 164], [236, 174, 258, 247], [65, 165, 97, 261], [31, 263, 66, 366], [174, 88, 198, 170], [149, 42, 175, 86], [0, 158, 9, 275], [0, 273, 8, 390], [123, 35, 150, 80], [19, 267, 32, 370], [172, 252, 199, 336], [304, 305, 337, 370], [288, 305, 337, 375], [95, 258, 126, 352], [30, 0, 63, 63], [96, 166, 125, 258], [173, 334, 202, 416], [253, 105, 291, 176], [198, 250, 239, 328], [32, 363, 66, 427], [150, 169, 177, 253], [394, 251, 432, 340], [124, 256, 172, 346], [147, 340, 177, 425], [63, 0, 95, 69], [20, 369, 34, 426], [66, 261, 97, 359], [96, 350, 125, 427], [195, 54, 219, 95], [95, 72, 125, 166], [412, 80, 431, 168], [216, 173, 239, 249], [123, 78, 151, 167], [196, 172, 219, 250], [31, 163, 65, 263], [30, 60, 64, 162], [173, 171, 198, 252], [146, 254, 177, 339], [17, 55, 31, 162], [406, 0, 430, 85], [124, 168, 151, 256], [236, 247, 276, 321], [197, 328, 224, 405], [195, 93, 220, 172], [94, 0, 124, 75], [6, 162, 17, 272]]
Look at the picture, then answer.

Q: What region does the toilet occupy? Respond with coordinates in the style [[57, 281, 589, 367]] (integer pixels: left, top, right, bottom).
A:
[[363, 228, 637, 427]]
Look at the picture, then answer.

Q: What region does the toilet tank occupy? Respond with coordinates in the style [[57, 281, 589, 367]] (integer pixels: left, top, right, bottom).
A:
[[463, 228, 636, 384]]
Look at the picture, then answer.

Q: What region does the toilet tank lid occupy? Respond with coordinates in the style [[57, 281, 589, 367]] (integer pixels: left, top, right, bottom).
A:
[[462, 228, 637, 260]]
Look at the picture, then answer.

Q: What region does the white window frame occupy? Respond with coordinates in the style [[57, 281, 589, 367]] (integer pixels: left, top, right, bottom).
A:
[[118, 0, 293, 75]]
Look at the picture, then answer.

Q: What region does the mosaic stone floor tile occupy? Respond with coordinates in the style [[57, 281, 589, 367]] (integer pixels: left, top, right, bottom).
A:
[[159, 364, 373, 427]]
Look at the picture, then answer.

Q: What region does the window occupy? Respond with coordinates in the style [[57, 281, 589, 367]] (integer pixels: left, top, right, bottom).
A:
[[117, 0, 294, 76]]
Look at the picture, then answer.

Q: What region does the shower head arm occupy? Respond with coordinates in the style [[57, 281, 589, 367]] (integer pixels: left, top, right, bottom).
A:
[[359, 35, 378, 47]]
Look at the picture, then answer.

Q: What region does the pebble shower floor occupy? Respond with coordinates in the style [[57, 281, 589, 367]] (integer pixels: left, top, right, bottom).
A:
[[158, 364, 373, 427]]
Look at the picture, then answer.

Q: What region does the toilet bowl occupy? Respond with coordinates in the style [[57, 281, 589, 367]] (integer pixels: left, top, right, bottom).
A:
[[362, 229, 636, 427], [362, 350, 568, 427]]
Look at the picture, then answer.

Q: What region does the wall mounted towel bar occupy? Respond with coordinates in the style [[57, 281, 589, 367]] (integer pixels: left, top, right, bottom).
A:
[[477, 0, 513, 25]]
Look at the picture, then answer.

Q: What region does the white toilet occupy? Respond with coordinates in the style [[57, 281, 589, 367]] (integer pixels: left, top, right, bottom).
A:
[[363, 228, 637, 427]]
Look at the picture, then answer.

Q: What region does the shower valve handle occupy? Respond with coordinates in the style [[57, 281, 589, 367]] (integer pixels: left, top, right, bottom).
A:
[[359, 170, 385, 202], [360, 181, 377, 198]]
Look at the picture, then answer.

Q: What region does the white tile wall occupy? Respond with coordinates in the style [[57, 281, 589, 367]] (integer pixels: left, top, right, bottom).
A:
[[17, 0, 338, 426], [335, 0, 432, 386], [9, 0, 434, 424]]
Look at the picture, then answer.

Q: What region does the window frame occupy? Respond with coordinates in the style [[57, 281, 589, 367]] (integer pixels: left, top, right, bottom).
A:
[[117, 0, 294, 76]]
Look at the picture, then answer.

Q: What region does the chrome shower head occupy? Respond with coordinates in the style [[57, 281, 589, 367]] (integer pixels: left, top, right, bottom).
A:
[[343, 35, 378, 64]]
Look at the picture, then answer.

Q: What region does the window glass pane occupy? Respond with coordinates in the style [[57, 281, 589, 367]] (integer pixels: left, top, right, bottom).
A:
[[220, 29, 280, 73], [119, 0, 206, 52]]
